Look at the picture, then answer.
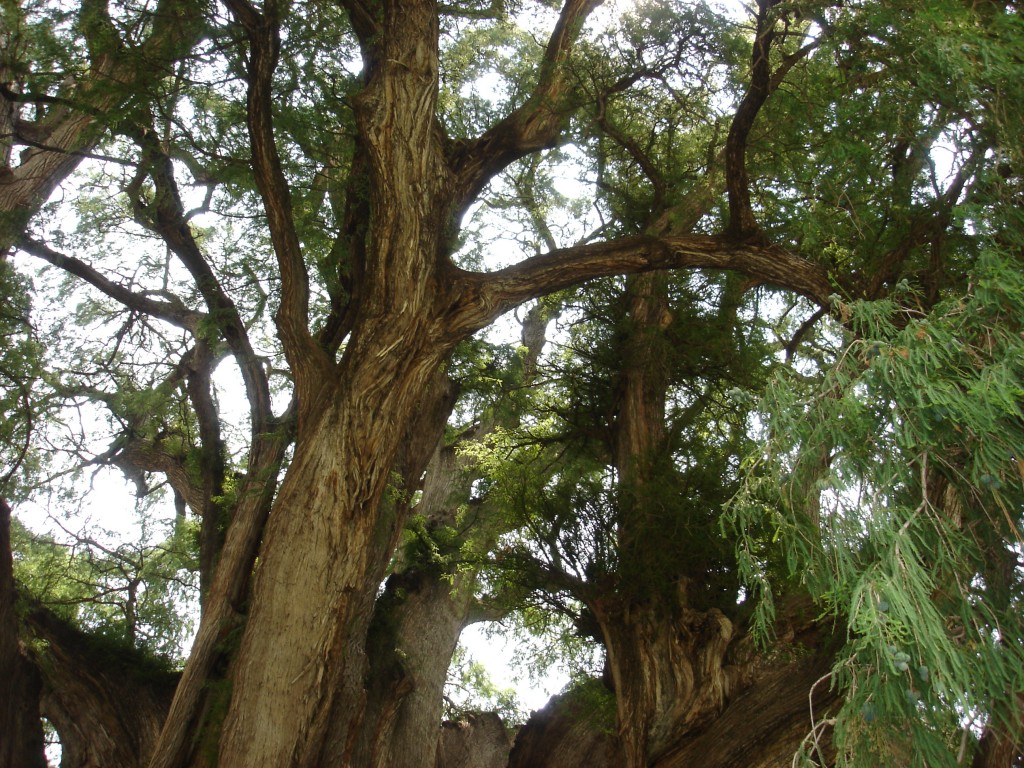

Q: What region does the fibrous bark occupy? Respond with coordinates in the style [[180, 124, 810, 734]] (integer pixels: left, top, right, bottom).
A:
[[0, 499, 47, 768], [507, 610, 838, 768], [23, 603, 178, 768], [657, 618, 839, 768], [437, 713, 513, 768]]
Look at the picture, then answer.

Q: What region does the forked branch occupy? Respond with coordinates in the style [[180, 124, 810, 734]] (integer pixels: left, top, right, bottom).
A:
[[223, 0, 331, 402], [449, 0, 606, 210]]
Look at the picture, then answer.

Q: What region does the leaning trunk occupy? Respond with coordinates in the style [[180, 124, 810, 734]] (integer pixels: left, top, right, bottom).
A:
[[217, 334, 453, 765]]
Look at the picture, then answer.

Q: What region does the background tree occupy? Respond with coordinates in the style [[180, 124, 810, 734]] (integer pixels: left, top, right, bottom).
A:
[[1, 0, 1022, 767]]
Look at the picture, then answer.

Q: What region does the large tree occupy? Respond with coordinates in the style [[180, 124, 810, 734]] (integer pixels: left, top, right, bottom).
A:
[[1, 0, 1022, 767]]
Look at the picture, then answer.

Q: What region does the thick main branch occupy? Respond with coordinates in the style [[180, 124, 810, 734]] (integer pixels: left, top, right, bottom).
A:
[[451, 234, 831, 336]]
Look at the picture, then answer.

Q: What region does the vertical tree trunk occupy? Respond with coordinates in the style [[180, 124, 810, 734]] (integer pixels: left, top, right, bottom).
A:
[[594, 273, 752, 766], [213, 2, 469, 762], [216, 338, 453, 766], [0, 499, 47, 768], [354, 567, 476, 768]]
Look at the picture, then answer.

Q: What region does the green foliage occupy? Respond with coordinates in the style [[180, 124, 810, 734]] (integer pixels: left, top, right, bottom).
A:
[[729, 245, 1024, 766], [0, 1, 87, 92], [750, 0, 1024, 291], [444, 644, 526, 726], [0, 261, 47, 500], [11, 512, 200, 661], [573, 0, 743, 234], [439, 18, 541, 137], [469, 271, 772, 609]]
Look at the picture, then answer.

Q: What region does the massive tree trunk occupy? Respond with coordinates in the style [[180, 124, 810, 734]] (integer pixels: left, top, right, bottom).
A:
[[23, 605, 178, 768], [436, 712, 513, 768], [655, 618, 838, 768], [216, 350, 457, 765], [508, 608, 838, 768], [213, 6, 462, 761], [0, 499, 47, 768], [567, 272, 825, 767], [508, 691, 622, 768], [597, 597, 748, 766]]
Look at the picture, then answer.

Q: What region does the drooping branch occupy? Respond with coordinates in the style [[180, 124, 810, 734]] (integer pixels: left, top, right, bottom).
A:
[[111, 437, 205, 513], [453, 234, 832, 337], [449, 0, 606, 210], [16, 237, 204, 332]]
